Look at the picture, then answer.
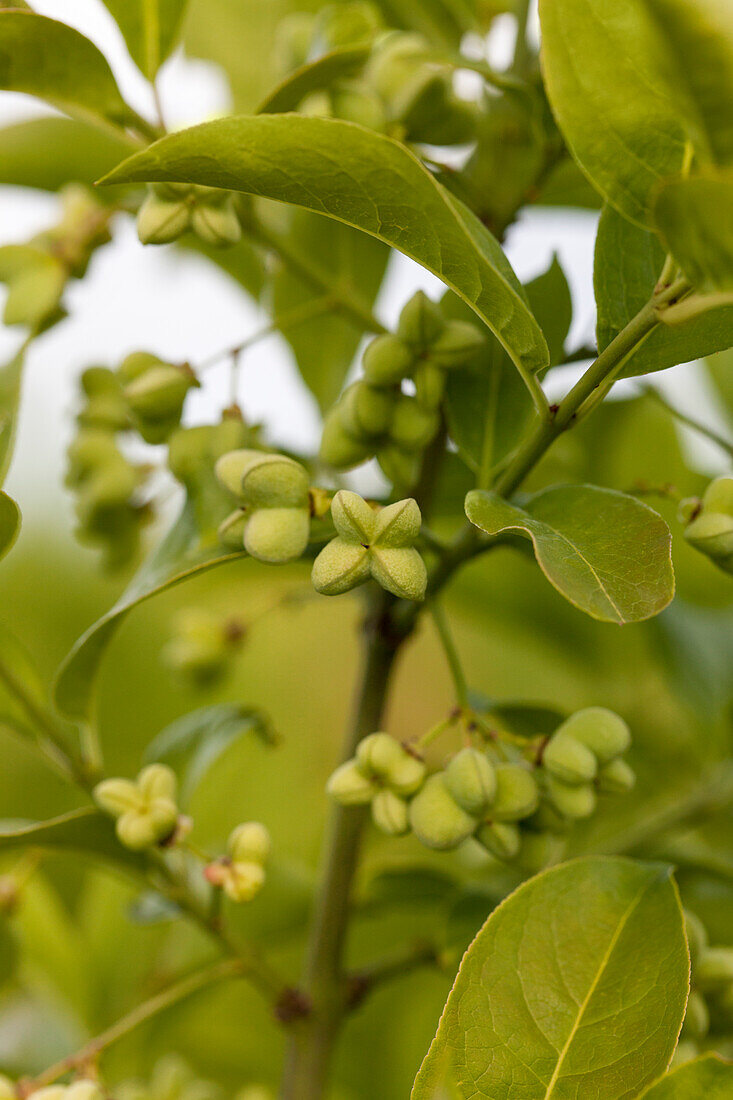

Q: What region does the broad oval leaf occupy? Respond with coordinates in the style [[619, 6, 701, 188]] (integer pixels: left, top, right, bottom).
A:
[[594, 204, 733, 377], [412, 857, 689, 1100], [653, 171, 733, 294], [465, 485, 674, 623], [53, 499, 244, 722], [0, 809, 147, 876], [0, 116, 132, 192], [143, 702, 278, 800], [640, 1054, 733, 1097], [101, 0, 188, 81], [100, 114, 550, 376], [0, 491, 20, 563], [539, 0, 733, 225], [257, 44, 371, 114], [0, 11, 140, 139]]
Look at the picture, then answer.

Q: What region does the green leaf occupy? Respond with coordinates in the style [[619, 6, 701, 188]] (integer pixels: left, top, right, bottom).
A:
[[375, 0, 478, 48], [257, 44, 371, 114], [0, 116, 133, 192], [143, 702, 278, 800], [538, 0, 733, 225], [412, 857, 689, 1100], [594, 204, 733, 377], [0, 11, 141, 140], [444, 257, 571, 476], [0, 347, 25, 485], [53, 499, 244, 723], [101, 0, 189, 80], [272, 211, 389, 410], [465, 485, 674, 623], [654, 171, 733, 293], [99, 115, 550, 376], [0, 809, 147, 876], [0, 491, 20, 563], [640, 1055, 733, 1097]]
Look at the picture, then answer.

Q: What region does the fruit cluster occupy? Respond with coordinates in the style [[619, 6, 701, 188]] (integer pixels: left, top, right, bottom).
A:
[[681, 475, 733, 575], [137, 182, 242, 248], [216, 449, 312, 563], [327, 708, 634, 864], [312, 489, 427, 601], [320, 292, 484, 485], [0, 185, 111, 332]]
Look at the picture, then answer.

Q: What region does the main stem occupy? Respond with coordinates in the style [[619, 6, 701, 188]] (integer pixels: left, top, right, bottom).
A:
[[281, 590, 407, 1099]]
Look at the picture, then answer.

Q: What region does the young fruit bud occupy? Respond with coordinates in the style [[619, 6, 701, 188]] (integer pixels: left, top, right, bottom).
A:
[[556, 707, 631, 765], [311, 538, 371, 595], [444, 748, 497, 815], [353, 381, 395, 436], [241, 454, 310, 509], [408, 774, 477, 850], [369, 546, 427, 601], [218, 508, 248, 550], [491, 764, 539, 821], [137, 189, 191, 245], [684, 909, 708, 965], [327, 760, 377, 805], [702, 475, 733, 516], [429, 320, 485, 368], [695, 946, 733, 991], [546, 776, 597, 819], [397, 290, 445, 350], [331, 489, 377, 544], [377, 443, 420, 487], [543, 732, 598, 785], [124, 364, 198, 421], [413, 362, 446, 410], [371, 789, 409, 835], [596, 757, 636, 793], [386, 751, 426, 797], [390, 395, 439, 451], [209, 859, 266, 903], [229, 822, 270, 865], [684, 510, 733, 564], [362, 333, 414, 386], [190, 197, 242, 247], [373, 497, 422, 546], [683, 990, 710, 1038], [475, 820, 521, 861], [319, 407, 374, 469], [356, 732, 406, 778], [94, 764, 179, 852], [244, 507, 310, 564]]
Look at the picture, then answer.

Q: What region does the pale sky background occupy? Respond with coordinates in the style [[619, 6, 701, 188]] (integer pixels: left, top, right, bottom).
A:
[[0, 0, 727, 530]]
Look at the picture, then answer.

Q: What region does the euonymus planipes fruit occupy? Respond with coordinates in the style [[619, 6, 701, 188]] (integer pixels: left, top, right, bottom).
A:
[[138, 183, 242, 247], [216, 449, 312, 563], [94, 764, 180, 851], [205, 821, 271, 902], [681, 476, 733, 575]]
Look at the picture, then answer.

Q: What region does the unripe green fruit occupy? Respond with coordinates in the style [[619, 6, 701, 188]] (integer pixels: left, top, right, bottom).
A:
[[683, 990, 710, 1038], [696, 946, 733, 991], [190, 198, 241, 247], [331, 488, 377, 543], [137, 191, 191, 245], [444, 748, 496, 815], [118, 350, 166, 383], [684, 909, 708, 965], [244, 507, 310, 563], [408, 774, 477, 850], [372, 789, 409, 835], [312, 538, 371, 594], [373, 496, 422, 546], [124, 364, 198, 420], [543, 732, 597, 785], [527, 801, 571, 836], [491, 763, 539, 821], [362, 333, 414, 386], [327, 760, 376, 805], [557, 707, 631, 765], [546, 776, 596, 819], [229, 822, 270, 865], [702, 475, 733, 516], [353, 381, 395, 436], [390, 396, 439, 451], [168, 417, 249, 488], [387, 752, 426, 796], [319, 406, 374, 468], [597, 757, 636, 793], [356, 732, 407, 778], [331, 82, 388, 131], [516, 830, 564, 874], [81, 365, 120, 398], [369, 545, 427, 600], [429, 320, 485, 368], [241, 454, 310, 509], [397, 290, 445, 350], [221, 860, 266, 903], [377, 443, 420, 487], [684, 510, 733, 562], [218, 508, 248, 550], [413, 362, 446, 410], [215, 449, 261, 498], [475, 820, 521, 861]]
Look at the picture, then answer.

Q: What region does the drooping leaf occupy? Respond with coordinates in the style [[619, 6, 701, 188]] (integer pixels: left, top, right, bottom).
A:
[[640, 1055, 733, 1097], [444, 257, 571, 476], [465, 485, 675, 623], [0, 810, 147, 876], [272, 210, 389, 410], [101, 0, 189, 81], [143, 702, 278, 800], [0, 492, 20, 563], [100, 115, 550, 376], [0, 347, 25, 485], [0, 116, 132, 192], [257, 44, 371, 114], [594, 204, 733, 377], [412, 857, 688, 1100], [0, 11, 141, 140], [539, 0, 733, 225], [653, 171, 733, 294]]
